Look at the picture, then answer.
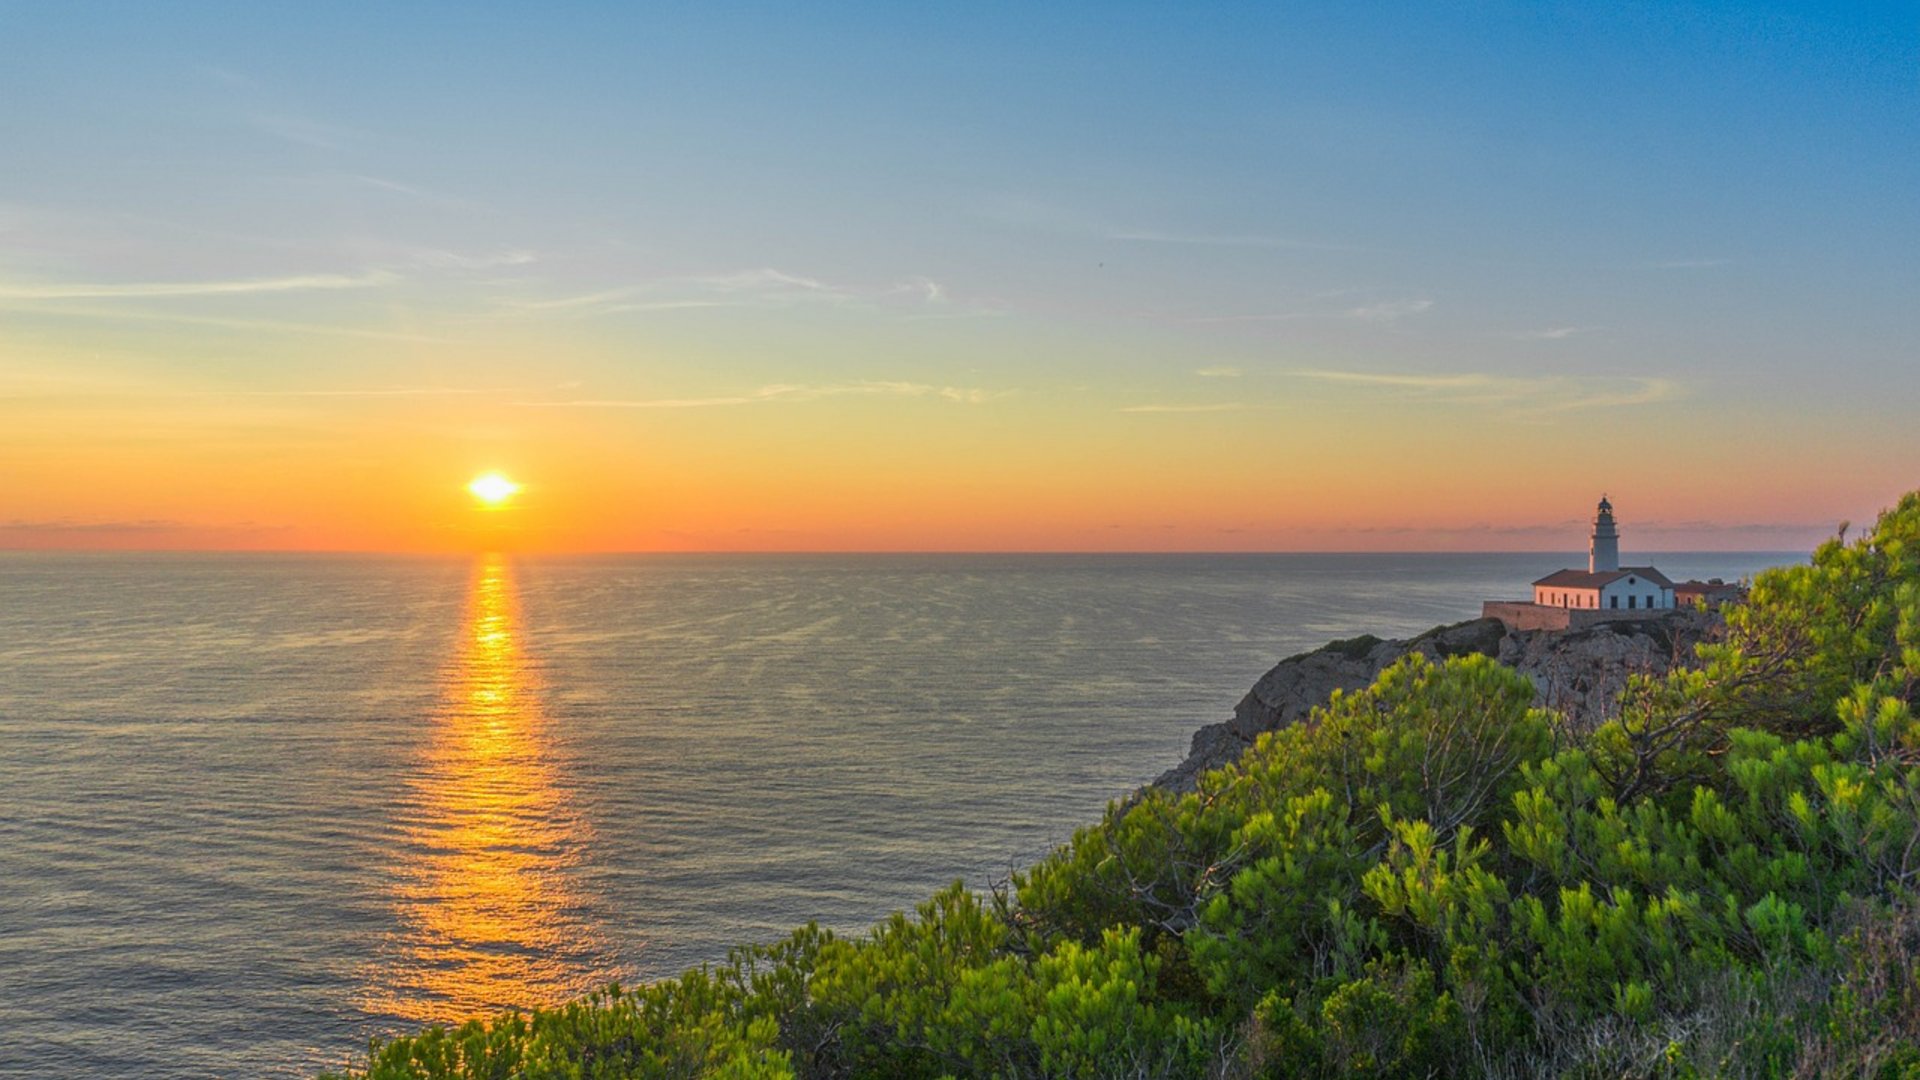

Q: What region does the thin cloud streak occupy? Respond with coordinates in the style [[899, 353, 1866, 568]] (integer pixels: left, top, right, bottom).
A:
[[243, 110, 362, 151], [971, 197, 1362, 253], [405, 247, 537, 270], [1636, 519, 1834, 535], [1118, 403, 1247, 414], [1510, 326, 1600, 340], [185, 386, 523, 399], [1193, 297, 1433, 324], [1343, 298, 1434, 321], [517, 381, 1005, 409], [1296, 371, 1496, 390], [502, 267, 953, 318], [1195, 366, 1243, 378], [1287, 517, 1823, 541], [689, 268, 830, 293], [0, 517, 289, 534], [339, 173, 435, 198], [0, 302, 452, 343], [2, 517, 185, 533], [1106, 229, 1355, 251], [1534, 378, 1678, 412], [0, 270, 396, 300], [1294, 369, 1682, 415]]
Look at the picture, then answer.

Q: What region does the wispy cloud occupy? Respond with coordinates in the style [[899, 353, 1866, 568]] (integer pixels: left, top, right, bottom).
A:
[[337, 173, 433, 198], [508, 286, 688, 313], [1195, 365, 1243, 378], [0, 302, 450, 343], [1297, 371, 1496, 391], [936, 386, 1000, 405], [241, 109, 364, 151], [1635, 518, 1833, 536], [1304, 519, 1814, 541], [1509, 325, 1599, 341], [502, 267, 955, 318], [1294, 369, 1681, 416], [1, 518, 185, 533], [697, 268, 831, 293], [0, 270, 396, 300], [1118, 402, 1247, 414], [1194, 297, 1433, 324], [0, 517, 288, 535], [405, 248, 537, 271], [1531, 378, 1679, 412], [889, 276, 945, 303], [1251, 516, 1828, 547], [190, 64, 369, 152], [1343, 298, 1433, 321], [188, 385, 520, 399], [274, 171, 493, 215], [1106, 228, 1353, 251], [973, 197, 1359, 253], [518, 381, 1006, 409], [1335, 519, 1588, 537]]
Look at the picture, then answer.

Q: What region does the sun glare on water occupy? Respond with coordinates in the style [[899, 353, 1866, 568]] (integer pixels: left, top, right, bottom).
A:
[[468, 472, 522, 507]]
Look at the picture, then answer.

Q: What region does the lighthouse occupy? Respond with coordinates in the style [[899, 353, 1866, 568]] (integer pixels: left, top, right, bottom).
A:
[[1483, 495, 1679, 627], [1589, 496, 1620, 573]]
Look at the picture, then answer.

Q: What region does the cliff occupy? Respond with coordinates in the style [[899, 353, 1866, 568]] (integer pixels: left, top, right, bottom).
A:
[[1153, 608, 1722, 793]]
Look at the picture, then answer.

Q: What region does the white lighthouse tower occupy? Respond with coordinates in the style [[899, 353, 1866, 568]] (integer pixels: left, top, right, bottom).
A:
[[1589, 495, 1620, 573], [1485, 493, 1679, 626]]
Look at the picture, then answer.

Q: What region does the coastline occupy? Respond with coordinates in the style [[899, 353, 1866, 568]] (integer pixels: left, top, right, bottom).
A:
[[1153, 607, 1721, 793]]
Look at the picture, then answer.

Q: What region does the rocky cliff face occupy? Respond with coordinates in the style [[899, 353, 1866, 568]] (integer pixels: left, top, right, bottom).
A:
[[1153, 610, 1721, 793]]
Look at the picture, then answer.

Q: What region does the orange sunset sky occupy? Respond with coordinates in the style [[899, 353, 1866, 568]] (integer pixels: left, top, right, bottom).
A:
[[4, 7, 1914, 553]]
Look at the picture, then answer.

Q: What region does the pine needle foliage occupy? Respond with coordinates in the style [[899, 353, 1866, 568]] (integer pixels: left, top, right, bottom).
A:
[[328, 492, 1920, 1079]]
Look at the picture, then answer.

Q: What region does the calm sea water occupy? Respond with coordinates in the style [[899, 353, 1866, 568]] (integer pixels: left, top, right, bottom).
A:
[[0, 551, 1795, 1078]]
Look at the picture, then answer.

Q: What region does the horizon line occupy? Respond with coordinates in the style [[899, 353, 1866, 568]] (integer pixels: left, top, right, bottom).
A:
[[0, 546, 1813, 558]]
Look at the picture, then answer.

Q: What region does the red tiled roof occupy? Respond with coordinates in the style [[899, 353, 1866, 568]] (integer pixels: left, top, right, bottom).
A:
[[1533, 569, 1623, 588], [1532, 565, 1674, 589]]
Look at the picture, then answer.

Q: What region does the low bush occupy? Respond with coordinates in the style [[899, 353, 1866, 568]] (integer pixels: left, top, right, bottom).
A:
[[330, 492, 1920, 1079]]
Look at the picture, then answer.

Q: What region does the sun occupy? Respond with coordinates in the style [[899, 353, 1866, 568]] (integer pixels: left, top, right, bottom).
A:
[[467, 472, 522, 506]]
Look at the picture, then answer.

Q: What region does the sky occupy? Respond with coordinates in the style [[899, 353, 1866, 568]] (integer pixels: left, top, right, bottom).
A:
[[2, 2, 1915, 552]]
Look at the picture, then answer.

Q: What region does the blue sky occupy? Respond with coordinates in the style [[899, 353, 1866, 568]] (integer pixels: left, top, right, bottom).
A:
[[2, 3, 1915, 550]]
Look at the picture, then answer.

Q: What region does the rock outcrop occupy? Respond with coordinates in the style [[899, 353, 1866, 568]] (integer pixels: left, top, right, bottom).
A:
[[1153, 609, 1721, 793]]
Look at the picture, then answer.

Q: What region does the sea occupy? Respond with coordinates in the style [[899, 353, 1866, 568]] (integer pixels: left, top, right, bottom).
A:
[[0, 551, 1797, 1078]]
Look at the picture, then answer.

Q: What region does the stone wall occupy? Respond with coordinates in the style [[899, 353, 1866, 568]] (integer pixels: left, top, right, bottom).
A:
[[1482, 600, 1571, 631], [1482, 601, 1685, 633]]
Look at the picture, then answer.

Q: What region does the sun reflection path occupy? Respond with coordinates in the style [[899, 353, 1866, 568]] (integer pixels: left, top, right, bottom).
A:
[[364, 554, 622, 1025]]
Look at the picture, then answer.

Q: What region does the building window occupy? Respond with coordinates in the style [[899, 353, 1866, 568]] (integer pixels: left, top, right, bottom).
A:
[[1629, 595, 1637, 609], [1611, 596, 1619, 609]]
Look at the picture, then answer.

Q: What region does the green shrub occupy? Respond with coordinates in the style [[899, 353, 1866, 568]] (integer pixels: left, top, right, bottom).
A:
[[332, 493, 1920, 1079]]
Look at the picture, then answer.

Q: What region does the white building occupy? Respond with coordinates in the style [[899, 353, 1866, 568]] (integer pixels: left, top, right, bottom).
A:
[[1529, 497, 1674, 611]]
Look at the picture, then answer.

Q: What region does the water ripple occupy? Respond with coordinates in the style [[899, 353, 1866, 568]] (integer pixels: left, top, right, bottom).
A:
[[0, 550, 1796, 1077]]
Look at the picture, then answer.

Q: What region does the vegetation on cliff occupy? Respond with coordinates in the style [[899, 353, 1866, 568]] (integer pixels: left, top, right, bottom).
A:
[[329, 493, 1920, 1079]]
